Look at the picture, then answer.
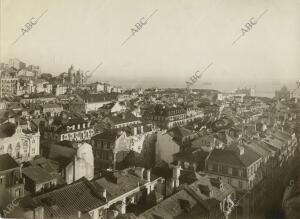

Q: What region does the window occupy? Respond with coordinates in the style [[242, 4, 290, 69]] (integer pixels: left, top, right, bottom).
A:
[[7, 144, 12, 154], [15, 188, 21, 198], [238, 181, 243, 189], [228, 167, 233, 175], [238, 169, 243, 177], [98, 209, 104, 219], [228, 178, 231, 184], [0, 176, 4, 184], [208, 164, 213, 171]]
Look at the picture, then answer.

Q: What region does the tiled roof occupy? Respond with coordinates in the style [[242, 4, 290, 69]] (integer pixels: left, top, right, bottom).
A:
[[46, 142, 76, 168], [262, 136, 286, 150], [139, 189, 207, 219], [28, 157, 58, 174], [207, 146, 261, 167], [78, 93, 117, 103], [22, 165, 56, 184], [173, 148, 209, 164], [244, 141, 271, 158], [107, 113, 139, 125], [0, 153, 19, 171], [41, 103, 62, 109], [92, 130, 122, 142], [92, 169, 149, 201], [0, 122, 16, 138], [187, 174, 234, 203], [167, 126, 194, 138], [23, 178, 106, 218]]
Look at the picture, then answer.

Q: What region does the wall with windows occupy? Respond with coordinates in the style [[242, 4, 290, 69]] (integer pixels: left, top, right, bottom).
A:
[[0, 125, 40, 163]]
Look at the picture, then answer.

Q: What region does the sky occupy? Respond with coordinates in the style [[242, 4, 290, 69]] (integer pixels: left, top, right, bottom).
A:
[[1, 0, 300, 94]]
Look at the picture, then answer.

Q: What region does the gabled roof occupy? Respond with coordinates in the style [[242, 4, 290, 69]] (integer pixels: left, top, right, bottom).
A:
[[173, 148, 209, 164], [262, 135, 286, 150], [41, 103, 62, 109], [207, 146, 261, 167], [167, 126, 194, 138], [20, 178, 106, 218], [46, 142, 77, 168], [139, 189, 207, 219], [0, 122, 16, 138], [106, 113, 139, 125], [244, 141, 272, 158], [92, 130, 123, 142], [92, 170, 147, 201], [22, 165, 56, 183], [0, 153, 19, 171], [78, 92, 118, 103]]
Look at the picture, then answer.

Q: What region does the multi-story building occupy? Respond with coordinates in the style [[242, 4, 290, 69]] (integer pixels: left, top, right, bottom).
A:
[[140, 167, 235, 219], [43, 115, 94, 142], [35, 80, 52, 94], [22, 165, 58, 194], [91, 130, 128, 170], [19, 93, 56, 104], [19, 167, 162, 219], [45, 141, 94, 184], [0, 153, 25, 199], [144, 105, 189, 129], [66, 65, 87, 86], [53, 83, 68, 96], [27, 65, 41, 77], [98, 101, 127, 115], [69, 93, 118, 113], [155, 130, 181, 165], [0, 123, 40, 163], [0, 76, 19, 98], [275, 86, 291, 100], [205, 144, 263, 219], [235, 88, 255, 97], [40, 103, 63, 117], [103, 112, 141, 129], [8, 58, 26, 70]]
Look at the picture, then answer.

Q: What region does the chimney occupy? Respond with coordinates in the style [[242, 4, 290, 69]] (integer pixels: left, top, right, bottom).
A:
[[78, 211, 81, 218], [34, 206, 44, 219], [73, 156, 77, 183], [146, 169, 151, 182], [140, 168, 145, 180], [27, 120, 31, 131], [102, 189, 107, 199], [49, 117, 54, 125], [122, 113, 126, 120], [171, 179, 175, 190], [238, 146, 245, 155], [134, 127, 137, 136], [141, 125, 144, 134], [172, 165, 181, 188]]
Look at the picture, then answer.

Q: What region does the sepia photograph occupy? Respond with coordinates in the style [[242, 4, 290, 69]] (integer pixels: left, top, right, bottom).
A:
[[0, 0, 300, 218]]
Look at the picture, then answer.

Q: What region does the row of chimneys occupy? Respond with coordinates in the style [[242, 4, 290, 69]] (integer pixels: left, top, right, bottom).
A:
[[66, 123, 90, 131]]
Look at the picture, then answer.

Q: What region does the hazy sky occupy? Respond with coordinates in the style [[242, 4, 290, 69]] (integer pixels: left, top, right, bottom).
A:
[[1, 0, 300, 92]]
